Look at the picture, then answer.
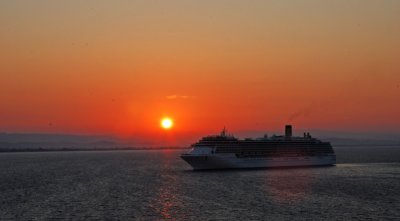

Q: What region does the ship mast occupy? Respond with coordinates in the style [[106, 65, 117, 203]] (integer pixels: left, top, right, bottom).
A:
[[221, 127, 227, 137]]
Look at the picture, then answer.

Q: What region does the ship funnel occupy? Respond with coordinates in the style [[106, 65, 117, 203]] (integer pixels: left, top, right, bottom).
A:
[[285, 125, 292, 137]]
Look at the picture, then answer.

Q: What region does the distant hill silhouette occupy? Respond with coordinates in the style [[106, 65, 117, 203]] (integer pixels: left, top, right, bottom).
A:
[[0, 133, 113, 143], [0, 133, 187, 152], [0, 133, 118, 150]]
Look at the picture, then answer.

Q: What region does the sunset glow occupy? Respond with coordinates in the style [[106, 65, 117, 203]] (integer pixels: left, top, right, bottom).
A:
[[0, 1, 399, 146]]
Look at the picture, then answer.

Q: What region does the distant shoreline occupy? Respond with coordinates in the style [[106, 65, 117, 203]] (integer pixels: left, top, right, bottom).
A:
[[1, 145, 400, 153], [0, 147, 190, 153]]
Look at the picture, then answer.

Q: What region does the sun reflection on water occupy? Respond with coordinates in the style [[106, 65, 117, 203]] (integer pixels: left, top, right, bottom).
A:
[[148, 151, 186, 220]]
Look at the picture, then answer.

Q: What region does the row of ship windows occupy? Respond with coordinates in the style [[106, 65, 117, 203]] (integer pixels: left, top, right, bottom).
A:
[[217, 150, 334, 154], [235, 153, 333, 158], [212, 146, 332, 151], [194, 143, 330, 147], [197, 141, 323, 144], [233, 151, 333, 155]]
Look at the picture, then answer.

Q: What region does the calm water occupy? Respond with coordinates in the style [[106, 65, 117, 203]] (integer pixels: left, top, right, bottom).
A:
[[0, 146, 399, 220]]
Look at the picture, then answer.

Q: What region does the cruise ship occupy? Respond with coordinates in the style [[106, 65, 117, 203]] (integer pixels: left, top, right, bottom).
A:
[[181, 125, 336, 170]]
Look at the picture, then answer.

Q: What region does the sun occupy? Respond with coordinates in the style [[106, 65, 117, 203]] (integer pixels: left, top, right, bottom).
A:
[[161, 118, 173, 130]]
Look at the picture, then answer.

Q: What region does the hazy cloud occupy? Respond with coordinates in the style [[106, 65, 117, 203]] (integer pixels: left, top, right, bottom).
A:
[[166, 95, 193, 99], [166, 95, 177, 99]]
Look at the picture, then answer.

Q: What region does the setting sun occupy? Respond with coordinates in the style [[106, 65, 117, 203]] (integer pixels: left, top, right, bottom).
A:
[[161, 118, 173, 130]]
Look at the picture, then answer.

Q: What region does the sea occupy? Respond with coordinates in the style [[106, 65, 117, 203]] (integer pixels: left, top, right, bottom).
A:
[[0, 146, 399, 220]]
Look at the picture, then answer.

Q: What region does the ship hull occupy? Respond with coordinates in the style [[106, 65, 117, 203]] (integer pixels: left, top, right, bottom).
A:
[[181, 154, 336, 170]]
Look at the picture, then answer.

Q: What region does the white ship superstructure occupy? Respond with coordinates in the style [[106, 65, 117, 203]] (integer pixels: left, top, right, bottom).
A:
[[181, 125, 336, 170]]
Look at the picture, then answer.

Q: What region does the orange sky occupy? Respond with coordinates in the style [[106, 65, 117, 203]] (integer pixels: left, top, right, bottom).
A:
[[0, 1, 399, 144]]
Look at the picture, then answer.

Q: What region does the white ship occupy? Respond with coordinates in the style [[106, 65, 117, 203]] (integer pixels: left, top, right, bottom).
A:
[[181, 125, 336, 170]]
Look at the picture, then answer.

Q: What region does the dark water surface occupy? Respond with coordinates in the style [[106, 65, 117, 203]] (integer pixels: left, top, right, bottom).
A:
[[1, 146, 399, 220]]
